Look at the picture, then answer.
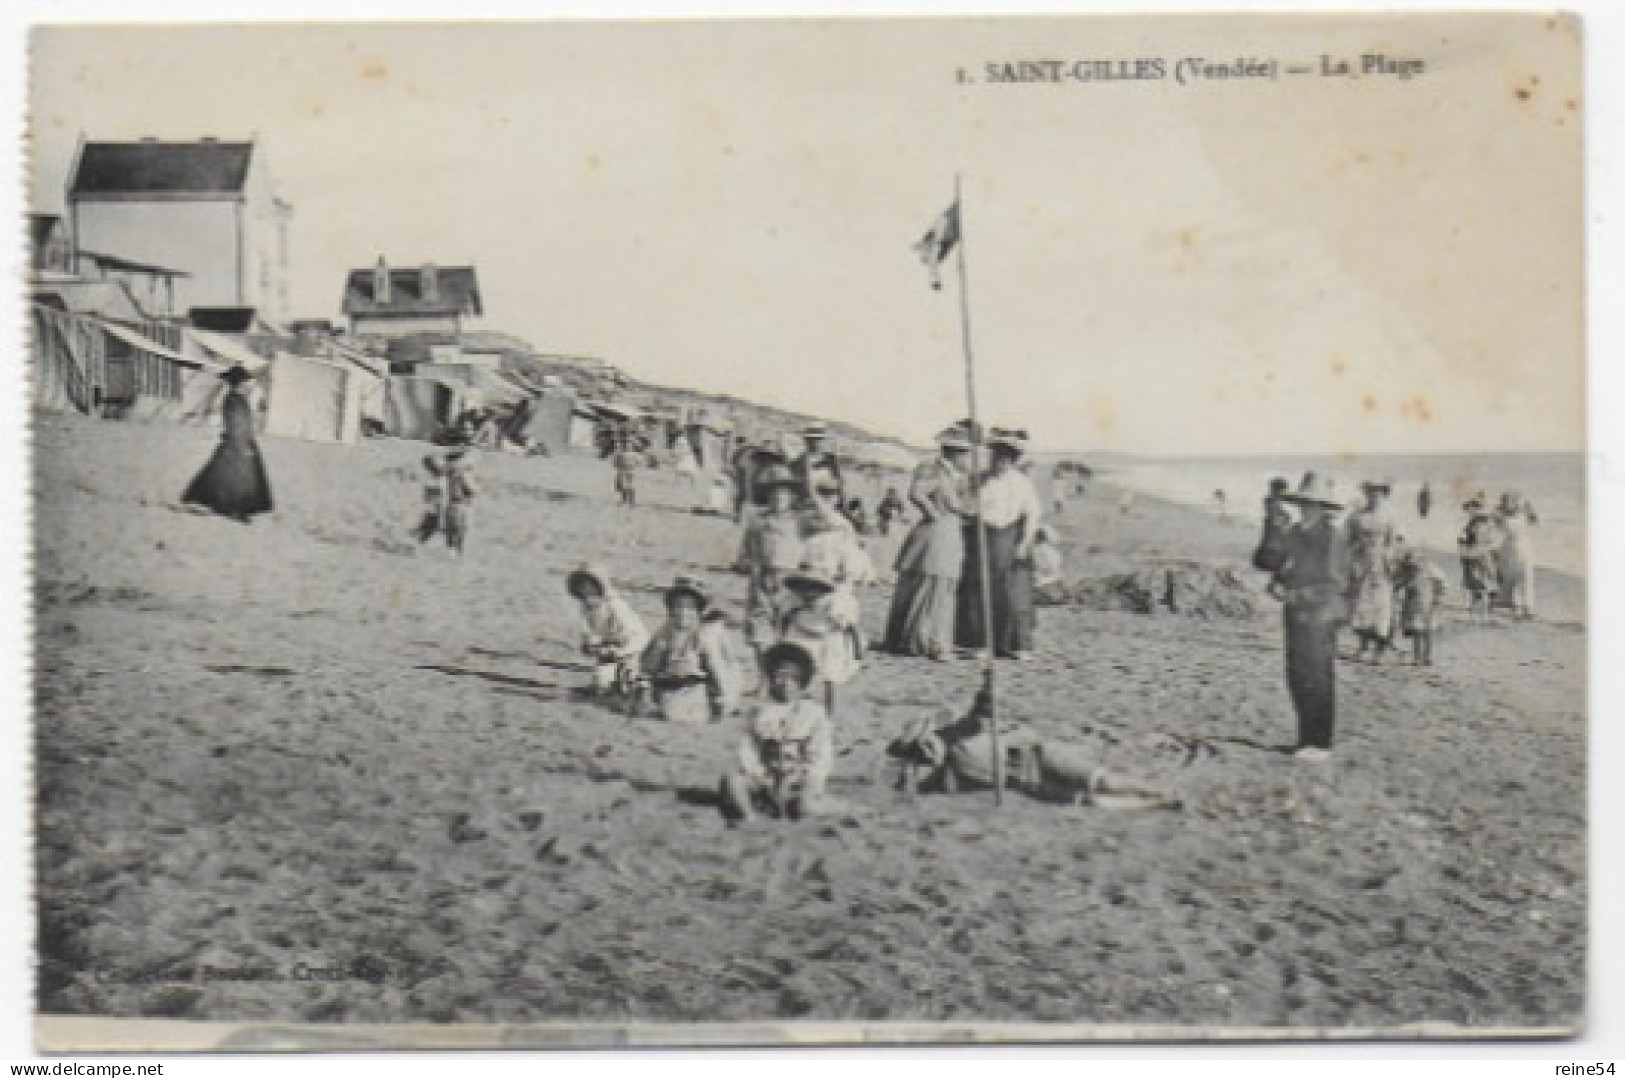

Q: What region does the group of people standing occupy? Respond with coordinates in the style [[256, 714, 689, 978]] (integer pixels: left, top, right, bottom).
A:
[[1253, 471, 1540, 761], [881, 419, 1046, 662]]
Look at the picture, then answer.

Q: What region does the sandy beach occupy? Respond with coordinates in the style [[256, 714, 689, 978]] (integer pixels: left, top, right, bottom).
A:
[[33, 411, 1586, 1033]]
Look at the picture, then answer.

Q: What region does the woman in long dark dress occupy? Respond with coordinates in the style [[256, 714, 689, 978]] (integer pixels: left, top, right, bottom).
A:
[[183, 365, 273, 522], [956, 431, 1043, 659]]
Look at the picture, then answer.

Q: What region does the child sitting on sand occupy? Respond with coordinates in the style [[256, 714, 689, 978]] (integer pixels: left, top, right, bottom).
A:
[[1392, 545, 1448, 666], [639, 575, 740, 723], [565, 562, 650, 697], [1031, 524, 1065, 604], [721, 641, 834, 823], [413, 454, 446, 544]]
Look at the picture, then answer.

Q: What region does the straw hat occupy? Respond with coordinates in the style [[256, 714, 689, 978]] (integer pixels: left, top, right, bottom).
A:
[[800, 423, 829, 439], [988, 427, 1030, 455], [1360, 478, 1394, 494], [1278, 471, 1343, 510], [760, 641, 818, 687], [935, 420, 977, 450], [784, 564, 837, 595], [1496, 491, 1523, 515], [566, 562, 611, 598], [664, 574, 710, 610]]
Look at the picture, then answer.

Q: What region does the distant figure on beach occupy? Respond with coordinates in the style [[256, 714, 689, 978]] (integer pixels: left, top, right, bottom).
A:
[[1255, 472, 1351, 762], [883, 423, 972, 661], [1345, 479, 1398, 663], [790, 423, 844, 506], [721, 642, 834, 823], [413, 454, 446, 544], [672, 431, 700, 491], [566, 562, 650, 698], [612, 435, 640, 508], [1494, 491, 1539, 620], [844, 497, 871, 536], [182, 365, 273, 523], [639, 575, 739, 723], [440, 449, 478, 557], [1211, 488, 1229, 520], [1417, 481, 1433, 520], [1392, 545, 1448, 666], [737, 464, 805, 605], [1457, 497, 1502, 623], [876, 486, 906, 536], [1031, 525, 1066, 605], [957, 428, 1042, 661]]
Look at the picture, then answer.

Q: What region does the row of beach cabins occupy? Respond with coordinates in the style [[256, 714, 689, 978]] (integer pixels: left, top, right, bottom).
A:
[[27, 136, 918, 484]]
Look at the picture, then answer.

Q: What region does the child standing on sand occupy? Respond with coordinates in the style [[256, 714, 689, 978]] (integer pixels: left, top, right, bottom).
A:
[[1392, 546, 1448, 666], [566, 562, 650, 697], [612, 438, 640, 508], [777, 565, 860, 718], [442, 449, 478, 557], [413, 454, 446, 544], [721, 642, 834, 823]]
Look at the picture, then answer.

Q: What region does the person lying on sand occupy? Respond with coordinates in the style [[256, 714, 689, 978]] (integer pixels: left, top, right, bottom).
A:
[[566, 562, 650, 698], [887, 689, 1180, 809], [721, 641, 835, 823]]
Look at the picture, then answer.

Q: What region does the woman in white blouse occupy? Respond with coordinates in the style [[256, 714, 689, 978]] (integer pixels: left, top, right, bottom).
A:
[[956, 429, 1044, 659]]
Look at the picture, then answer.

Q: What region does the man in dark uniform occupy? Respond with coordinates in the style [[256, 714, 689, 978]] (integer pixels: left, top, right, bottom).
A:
[[1254, 472, 1351, 761]]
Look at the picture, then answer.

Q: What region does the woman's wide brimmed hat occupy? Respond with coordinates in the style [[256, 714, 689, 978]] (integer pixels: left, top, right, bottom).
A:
[[219, 363, 253, 387], [800, 423, 829, 439], [1278, 471, 1343, 510], [1360, 477, 1394, 494], [988, 427, 1030, 455], [566, 562, 611, 597], [784, 564, 837, 595], [664, 574, 710, 610], [761, 641, 818, 687], [1497, 491, 1524, 514], [935, 419, 978, 450]]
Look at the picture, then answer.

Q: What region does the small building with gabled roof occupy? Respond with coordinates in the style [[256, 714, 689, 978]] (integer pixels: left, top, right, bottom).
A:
[[342, 257, 483, 339]]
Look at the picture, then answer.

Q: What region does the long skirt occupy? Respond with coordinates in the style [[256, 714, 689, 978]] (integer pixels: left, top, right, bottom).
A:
[[955, 522, 1034, 655], [1284, 604, 1338, 749], [182, 434, 273, 519], [1348, 564, 1394, 640], [883, 572, 959, 658]]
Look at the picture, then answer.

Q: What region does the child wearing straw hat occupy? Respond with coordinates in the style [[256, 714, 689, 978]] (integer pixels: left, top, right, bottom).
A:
[[639, 575, 740, 723], [721, 641, 835, 823], [565, 562, 650, 696], [776, 564, 861, 718]]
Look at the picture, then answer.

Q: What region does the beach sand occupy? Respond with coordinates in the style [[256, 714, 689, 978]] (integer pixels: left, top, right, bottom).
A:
[[33, 411, 1586, 1033]]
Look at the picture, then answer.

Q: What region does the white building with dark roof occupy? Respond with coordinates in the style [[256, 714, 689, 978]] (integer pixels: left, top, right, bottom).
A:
[[66, 136, 292, 324]]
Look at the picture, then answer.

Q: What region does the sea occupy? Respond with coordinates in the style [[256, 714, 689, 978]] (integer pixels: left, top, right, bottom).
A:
[[1095, 453, 1587, 579]]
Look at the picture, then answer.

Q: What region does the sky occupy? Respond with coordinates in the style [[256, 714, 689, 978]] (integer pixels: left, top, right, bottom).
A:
[[27, 15, 1583, 455]]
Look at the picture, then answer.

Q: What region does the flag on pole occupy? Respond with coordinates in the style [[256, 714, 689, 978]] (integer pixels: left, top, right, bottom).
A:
[[913, 201, 961, 290]]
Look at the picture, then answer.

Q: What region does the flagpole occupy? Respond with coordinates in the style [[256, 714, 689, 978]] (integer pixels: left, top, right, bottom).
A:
[[951, 173, 1004, 807]]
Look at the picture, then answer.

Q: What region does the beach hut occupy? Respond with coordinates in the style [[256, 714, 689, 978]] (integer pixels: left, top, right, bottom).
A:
[[385, 374, 463, 442], [263, 353, 364, 445]]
